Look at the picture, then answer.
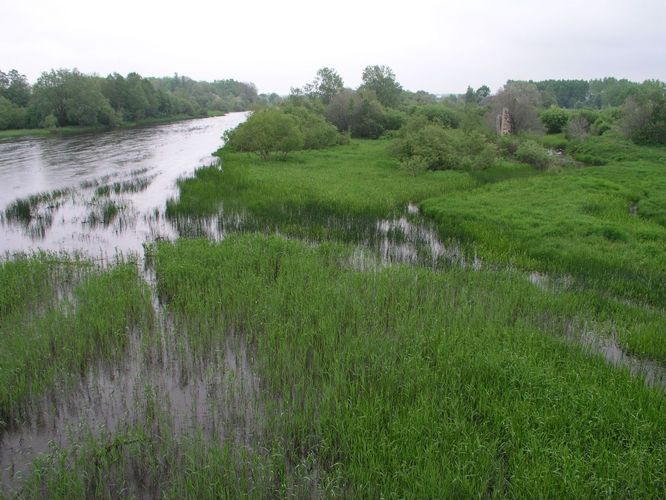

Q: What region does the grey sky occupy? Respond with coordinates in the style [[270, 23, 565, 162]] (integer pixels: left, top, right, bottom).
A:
[[2, 0, 665, 95]]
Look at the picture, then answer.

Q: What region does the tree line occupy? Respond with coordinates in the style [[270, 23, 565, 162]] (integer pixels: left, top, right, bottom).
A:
[[224, 65, 666, 170], [0, 68, 259, 130]]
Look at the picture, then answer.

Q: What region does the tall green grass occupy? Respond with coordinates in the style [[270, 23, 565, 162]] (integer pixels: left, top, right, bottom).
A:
[[166, 140, 479, 220], [149, 235, 666, 497], [0, 256, 153, 427]]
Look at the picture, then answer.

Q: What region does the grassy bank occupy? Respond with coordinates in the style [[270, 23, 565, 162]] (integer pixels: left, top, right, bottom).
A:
[[167, 139, 479, 219]]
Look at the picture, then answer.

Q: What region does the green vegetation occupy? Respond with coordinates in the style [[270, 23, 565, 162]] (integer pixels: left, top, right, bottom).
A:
[[422, 136, 666, 310], [167, 140, 477, 220], [3, 67, 666, 497], [0, 67, 257, 132], [0, 256, 152, 427]]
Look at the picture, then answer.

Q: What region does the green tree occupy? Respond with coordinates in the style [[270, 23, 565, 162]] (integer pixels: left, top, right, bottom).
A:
[[304, 67, 344, 104], [0, 96, 27, 130], [619, 81, 666, 145], [326, 89, 388, 138], [30, 69, 117, 127], [360, 65, 402, 108], [0, 69, 31, 107], [488, 81, 544, 133], [226, 109, 304, 160]]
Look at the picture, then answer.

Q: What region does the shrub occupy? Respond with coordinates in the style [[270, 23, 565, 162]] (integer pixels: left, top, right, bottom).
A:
[[284, 106, 343, 149], [540, 107, 570, 134], [565, 116, 590, 141], [225, 109, 304, 160], [515, 140, 551, 170], [391, 123, 497, 171], [42, 113, 59, 130], [413, 104, 460, 128]]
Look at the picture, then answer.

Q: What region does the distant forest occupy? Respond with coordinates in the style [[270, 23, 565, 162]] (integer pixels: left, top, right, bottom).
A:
[[0, 68, 268, 130]]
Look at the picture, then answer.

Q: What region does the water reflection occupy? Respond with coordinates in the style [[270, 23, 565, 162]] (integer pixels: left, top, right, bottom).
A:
[[0, 113, 248, 256]]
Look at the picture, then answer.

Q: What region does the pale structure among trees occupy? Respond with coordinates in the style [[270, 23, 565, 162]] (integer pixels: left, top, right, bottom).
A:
[[496, 107, 512, 135]]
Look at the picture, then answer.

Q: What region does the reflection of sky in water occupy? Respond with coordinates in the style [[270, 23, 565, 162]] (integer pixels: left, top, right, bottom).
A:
[[0, 113, 247, 257]]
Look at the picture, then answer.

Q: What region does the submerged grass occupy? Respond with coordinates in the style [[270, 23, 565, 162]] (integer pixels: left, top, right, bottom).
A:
[[2, 189, 72, 224], [0, 255, 153, 428], [148, 235, 666, 497]]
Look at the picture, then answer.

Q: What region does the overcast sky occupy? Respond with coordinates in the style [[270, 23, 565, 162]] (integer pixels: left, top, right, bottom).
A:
[[2, 0, 665, 95]]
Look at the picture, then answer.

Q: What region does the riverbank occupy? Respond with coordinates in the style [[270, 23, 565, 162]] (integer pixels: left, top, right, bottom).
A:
[[0, 111, 233, 140]]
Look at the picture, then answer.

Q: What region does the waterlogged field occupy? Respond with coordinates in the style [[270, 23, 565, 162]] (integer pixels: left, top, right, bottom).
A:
[[2, 133, 666, 497]]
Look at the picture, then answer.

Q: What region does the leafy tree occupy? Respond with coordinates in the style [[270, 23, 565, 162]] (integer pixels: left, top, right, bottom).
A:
[[475, 85, 491, 101], [488, 81, 544, 133], [534, 80, 589, 108], [325, 89, 388, 138], [464, 86, 476, 104], [588, 78, 640, 108], [225, 109, 304, 160], [619, 81, 666, 145], [0, 96, 27, 129], [0, 69, 31, 107], [303, 67, 344, 104], [360, 65, 402, 108], [30, 69, 117, 127]]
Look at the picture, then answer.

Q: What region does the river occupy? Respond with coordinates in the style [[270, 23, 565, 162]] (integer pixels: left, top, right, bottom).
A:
[[0, 112, 247, 257]]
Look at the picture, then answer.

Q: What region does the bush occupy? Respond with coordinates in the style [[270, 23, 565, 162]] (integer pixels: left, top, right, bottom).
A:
[[42, 113, 59, 130], [591, 118, 612, 136], [413, 104, 460, 128], [515, 140, 551, 170], [391, 123, 497, 171], [225, 109, 304, 160], [540, 107, 570, 134], [565, 116, 590, 141], [283, 106, 343, 149]]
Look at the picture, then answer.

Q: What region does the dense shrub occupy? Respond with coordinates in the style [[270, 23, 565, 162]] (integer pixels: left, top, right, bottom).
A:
[[283, 106, 346, 149], [0, 96, 27, 130], [391, 121, 497, 172], [225, 109, 304, 160], [619, 83, 666, 145], [515, 140, 551, 170], [540, 107, 570, 134], [413, 104, 460, 128]]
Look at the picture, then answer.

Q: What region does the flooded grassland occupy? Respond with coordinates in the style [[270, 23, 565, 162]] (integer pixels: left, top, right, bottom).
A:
[[1, 126, 665, 496]]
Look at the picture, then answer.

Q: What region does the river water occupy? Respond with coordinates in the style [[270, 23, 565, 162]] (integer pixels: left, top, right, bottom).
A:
[[0, 113, 247, 257]]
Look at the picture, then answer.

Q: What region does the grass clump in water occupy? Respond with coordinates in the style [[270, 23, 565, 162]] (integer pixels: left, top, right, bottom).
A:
[[0, 256, 153, 428]]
